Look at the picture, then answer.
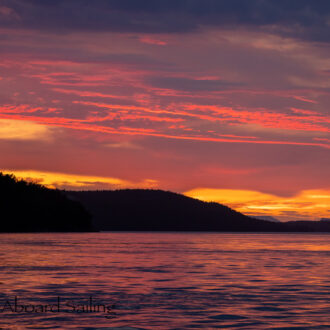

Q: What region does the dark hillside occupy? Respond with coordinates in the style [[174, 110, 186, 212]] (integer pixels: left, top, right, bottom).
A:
[[69, 189, 286, 232], [0, 173, 93, 232]]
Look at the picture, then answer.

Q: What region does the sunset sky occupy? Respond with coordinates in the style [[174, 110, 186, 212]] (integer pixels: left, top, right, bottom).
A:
[[0, 0, 329, 221]]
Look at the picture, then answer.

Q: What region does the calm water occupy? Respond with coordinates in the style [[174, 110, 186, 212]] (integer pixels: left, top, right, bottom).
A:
[[0, 233, 329, 329]]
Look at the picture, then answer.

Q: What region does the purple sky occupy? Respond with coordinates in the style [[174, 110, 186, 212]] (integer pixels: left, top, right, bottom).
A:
[[0, 1, 329, 220]]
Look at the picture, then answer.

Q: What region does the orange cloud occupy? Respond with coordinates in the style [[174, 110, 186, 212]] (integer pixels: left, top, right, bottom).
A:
[[0, 169, 159, 191], [184, 188, 330, 221], [0, 114, 328, 149], [0, 118, 52, 141]]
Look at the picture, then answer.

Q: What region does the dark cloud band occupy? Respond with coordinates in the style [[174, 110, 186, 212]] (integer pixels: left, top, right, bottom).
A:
[[1, 0, 330, 42]]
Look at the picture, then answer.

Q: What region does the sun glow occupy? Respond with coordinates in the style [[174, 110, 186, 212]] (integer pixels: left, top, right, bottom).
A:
[[0, 169, 158, 191], [184, 188, 330, 221]]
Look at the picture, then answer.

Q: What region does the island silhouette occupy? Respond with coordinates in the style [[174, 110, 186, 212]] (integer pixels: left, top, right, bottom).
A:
[[69, 190, 330, 232], [1, 172, 329, 233], [0, 173, 92, 232]]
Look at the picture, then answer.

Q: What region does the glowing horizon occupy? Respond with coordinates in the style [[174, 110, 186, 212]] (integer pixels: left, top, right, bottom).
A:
[[185, 188, 330, 221], [1, 169, 329, 222]]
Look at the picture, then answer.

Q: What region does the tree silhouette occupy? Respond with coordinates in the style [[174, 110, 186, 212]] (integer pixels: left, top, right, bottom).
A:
[[0, 172, 93, 232]]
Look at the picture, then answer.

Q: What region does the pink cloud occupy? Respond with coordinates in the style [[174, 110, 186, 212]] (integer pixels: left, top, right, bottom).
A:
[[139, 36, 168, 46]]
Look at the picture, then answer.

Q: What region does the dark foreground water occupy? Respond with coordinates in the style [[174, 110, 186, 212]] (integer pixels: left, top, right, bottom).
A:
[[0, 233, 329, 329]]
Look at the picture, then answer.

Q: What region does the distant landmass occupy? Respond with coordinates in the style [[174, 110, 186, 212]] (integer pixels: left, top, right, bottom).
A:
[[1, 172, 329, 233], [253, 216, 281, 223], [68, 189, 283, 232], [68, 189, 330, 232], [0, 173, 93, 232]]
